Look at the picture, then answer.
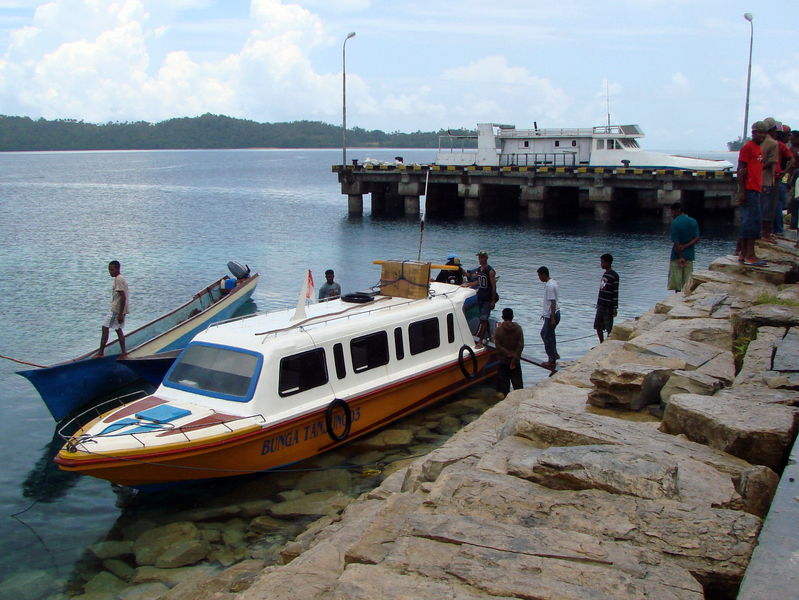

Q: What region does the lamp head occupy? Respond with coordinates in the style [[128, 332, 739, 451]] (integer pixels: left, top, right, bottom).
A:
[[743, 13, 753, 22], [346, 32, 356, 39]]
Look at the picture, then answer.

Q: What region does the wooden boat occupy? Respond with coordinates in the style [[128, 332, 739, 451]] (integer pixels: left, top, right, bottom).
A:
[[19, 263, 259, 421], [54, 261, 498, 488]]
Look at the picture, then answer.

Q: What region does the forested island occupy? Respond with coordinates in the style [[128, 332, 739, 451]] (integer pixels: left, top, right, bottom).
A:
[[0, 113, 475, 152]]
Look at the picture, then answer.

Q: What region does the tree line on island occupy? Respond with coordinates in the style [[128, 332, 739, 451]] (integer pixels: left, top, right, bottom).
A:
[[0, 113, 477, 152]]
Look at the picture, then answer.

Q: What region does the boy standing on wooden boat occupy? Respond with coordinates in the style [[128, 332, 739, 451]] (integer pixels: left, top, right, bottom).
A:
[[493, 307, 524, 395], [94, 260, 128, 358], [464, 250, 496, 348]]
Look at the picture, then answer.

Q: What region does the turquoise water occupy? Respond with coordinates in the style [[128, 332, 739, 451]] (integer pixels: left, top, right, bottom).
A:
[[0, 148, 735, 590]]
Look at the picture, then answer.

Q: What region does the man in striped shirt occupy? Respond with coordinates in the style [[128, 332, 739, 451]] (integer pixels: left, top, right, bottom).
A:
[[594, 253, 619, 343]]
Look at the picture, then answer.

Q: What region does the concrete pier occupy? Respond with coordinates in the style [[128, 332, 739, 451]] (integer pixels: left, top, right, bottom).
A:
[[335, 164, 737, 222]]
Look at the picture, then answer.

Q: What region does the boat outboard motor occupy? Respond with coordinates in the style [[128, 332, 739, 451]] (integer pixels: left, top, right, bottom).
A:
[[227, 261, 251, 280]]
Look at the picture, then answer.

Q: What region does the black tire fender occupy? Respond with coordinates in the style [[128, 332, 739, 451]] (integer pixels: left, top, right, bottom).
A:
[[341, 292, 374, 303], [458, 344, 478, 380], [325, 398, 352, 442]]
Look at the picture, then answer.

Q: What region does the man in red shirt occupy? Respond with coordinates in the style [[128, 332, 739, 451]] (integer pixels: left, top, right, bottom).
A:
[[737, 122, 767, 265]]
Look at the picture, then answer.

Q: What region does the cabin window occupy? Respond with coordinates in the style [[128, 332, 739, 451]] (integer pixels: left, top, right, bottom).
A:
[[554, 140, 560, 147], [596, 140, 604, 150], [446, 313, 455, 343], [278, 348, 328, 397], [409, 317, 440, 355], [351, 331, 389, 373], [523, 141, 529, 148], [394, 327, 405, 360], [333, 343, 346, 379], [164, 343, 261, 402], [609, 139, 619, 150], [571, 140, 577, 147]]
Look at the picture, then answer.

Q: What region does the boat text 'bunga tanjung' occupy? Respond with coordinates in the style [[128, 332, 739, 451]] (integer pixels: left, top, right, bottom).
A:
[[54, 261, 498, 488]]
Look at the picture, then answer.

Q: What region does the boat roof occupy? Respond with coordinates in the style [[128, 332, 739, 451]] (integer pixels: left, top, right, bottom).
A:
[[193, 281, 473, 354], [495, 124, 644, 138]]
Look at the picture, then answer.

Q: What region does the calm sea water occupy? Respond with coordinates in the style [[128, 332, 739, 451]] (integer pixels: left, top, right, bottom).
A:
[[0, 148, 736, 590]]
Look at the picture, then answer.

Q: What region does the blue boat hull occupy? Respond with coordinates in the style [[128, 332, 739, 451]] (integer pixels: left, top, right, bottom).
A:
[[18, 274, 258, 421]]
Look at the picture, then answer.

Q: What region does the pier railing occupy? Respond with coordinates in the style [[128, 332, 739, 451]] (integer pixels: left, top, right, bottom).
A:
[[499, 152, 578, 167]]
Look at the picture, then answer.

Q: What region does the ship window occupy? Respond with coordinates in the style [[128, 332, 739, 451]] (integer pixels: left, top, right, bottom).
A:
[[394, 327, 405, 360], [555, 140, 560, 147], [523, 141, 529, 148], [279, 348, 328, 397], [571, 140, 577, 147], [351, 331, 389, 373], [446, 313, 455, 343], [596, 140, 604, 150], [609, 139, 619, 149], [164, 343, 261, 402], [409, 317, 440, 355], [333, 343, 346, 379]]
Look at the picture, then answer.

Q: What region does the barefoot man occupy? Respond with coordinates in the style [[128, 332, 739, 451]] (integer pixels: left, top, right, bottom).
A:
[[94, 260, 129, 358]]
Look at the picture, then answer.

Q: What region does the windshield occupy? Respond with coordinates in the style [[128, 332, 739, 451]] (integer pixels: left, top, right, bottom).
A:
[[164, 343, 261, 402]]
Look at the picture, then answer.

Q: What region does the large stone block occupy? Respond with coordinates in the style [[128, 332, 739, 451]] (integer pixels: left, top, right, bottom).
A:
[[588, 363, 673, 409], [710, 255, 793, 286], [661, 370, 725, 404], [624, 332, 724, 370], [661, 393, 798, 471]]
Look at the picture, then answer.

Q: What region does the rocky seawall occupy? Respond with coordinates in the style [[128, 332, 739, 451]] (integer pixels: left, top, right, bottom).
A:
[[15, 241, 798, 600]]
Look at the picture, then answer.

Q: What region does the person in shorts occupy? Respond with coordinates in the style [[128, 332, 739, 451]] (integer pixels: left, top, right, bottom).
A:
[[667, 203, 700, 292], [464, 250, 496, 348], [94, 260, 129, 358], [737, 122, 767, 265], [594, 253, 619, 343]]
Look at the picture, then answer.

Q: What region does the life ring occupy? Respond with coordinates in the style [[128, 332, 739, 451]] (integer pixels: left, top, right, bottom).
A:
[[325, 398, 352, 442], [458, 344, 478, 380], [341, 292, 374, 304]]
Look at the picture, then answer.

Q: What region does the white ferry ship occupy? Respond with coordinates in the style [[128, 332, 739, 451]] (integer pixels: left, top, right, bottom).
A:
[[436, 123, 733, 171]]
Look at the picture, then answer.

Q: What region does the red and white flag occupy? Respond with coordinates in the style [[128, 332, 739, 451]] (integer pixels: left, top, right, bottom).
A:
[[306, 269, 315, 299]]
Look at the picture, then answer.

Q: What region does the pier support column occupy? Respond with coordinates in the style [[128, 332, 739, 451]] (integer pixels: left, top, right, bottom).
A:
[[371, 191, 386, 216], [348, 194, 363, 216], [589, 185, 613, 222], [657, 189, 683, 223], [459, 183, 482, 217], [522, 185, 547, 219], [404, 195, 420, 217]]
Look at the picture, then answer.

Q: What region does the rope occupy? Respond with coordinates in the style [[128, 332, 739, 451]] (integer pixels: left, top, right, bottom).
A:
[[0, 354, 47, 368]]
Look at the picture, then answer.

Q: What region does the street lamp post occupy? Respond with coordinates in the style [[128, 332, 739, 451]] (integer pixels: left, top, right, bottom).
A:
[[742, 13, 753, 144], [342, 32, 356, 166]]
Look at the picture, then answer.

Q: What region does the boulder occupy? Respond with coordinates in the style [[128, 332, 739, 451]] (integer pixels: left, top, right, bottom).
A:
[[117, 582, 170, 600], [296, 468, 352, 494], [696, 351, 736, 386], [89, 540, 134, 560], [660, 370, 725, 404], [624, 333, 724, 370], [638, 317, 733, 351], [131, 564, 220, 588], [661, 393, 798, 471], [735, 326, 786, 387], [268, 491, 353, 518], [587, 363, 673, 410], [83, 571, 127, 596], [710, 255, 793, 286], [153, 539, 210, 568], [133, 522, 202, 566], [354, 428, 415, 449], [548, 340, 625, 388]]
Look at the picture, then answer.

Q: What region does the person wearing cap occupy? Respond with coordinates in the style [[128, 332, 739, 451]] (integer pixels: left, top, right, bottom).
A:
[[736, 122, 767, 266], [463, 250, 496, 348], [435, 253, 466, 285], [493, 307, 524, 396], [759, 117, 780, 242]]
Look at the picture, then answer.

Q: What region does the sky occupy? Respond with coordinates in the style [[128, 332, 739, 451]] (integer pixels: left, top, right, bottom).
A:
[[0, 0, 797, 151]]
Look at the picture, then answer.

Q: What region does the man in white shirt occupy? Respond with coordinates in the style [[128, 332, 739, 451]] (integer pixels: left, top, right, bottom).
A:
[[94, 260, 129, 358], [537, 266, 560, 370]]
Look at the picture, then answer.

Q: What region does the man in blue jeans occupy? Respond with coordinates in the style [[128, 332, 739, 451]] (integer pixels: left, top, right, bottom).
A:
[[537, 266, 560, 370]]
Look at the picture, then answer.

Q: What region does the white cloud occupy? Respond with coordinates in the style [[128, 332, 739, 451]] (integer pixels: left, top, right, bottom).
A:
[[662, 72, 690, 97]]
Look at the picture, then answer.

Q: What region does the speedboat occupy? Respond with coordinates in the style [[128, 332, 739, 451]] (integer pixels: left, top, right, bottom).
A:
[[54, 261, 497, 488], [19, 262, 258, 421]]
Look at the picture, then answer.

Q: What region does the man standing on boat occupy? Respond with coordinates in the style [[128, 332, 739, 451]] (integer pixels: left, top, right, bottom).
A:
[[537, 266, 559, 370], [94, 260, 128, 358], [464, 250, 496, 348], [493, 307, 524, 395], [318, 269, 341, 301], [435, 253, 467, 285], [667, 203, 700, 292]]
